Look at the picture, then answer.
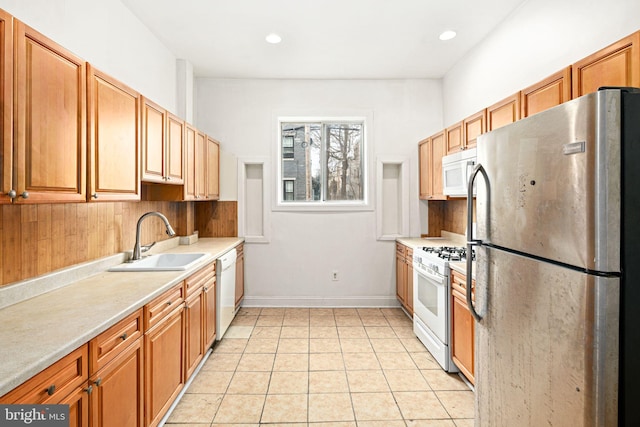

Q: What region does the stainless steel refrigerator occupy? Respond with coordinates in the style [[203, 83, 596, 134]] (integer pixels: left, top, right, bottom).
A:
[[466, 88, 640, 426]]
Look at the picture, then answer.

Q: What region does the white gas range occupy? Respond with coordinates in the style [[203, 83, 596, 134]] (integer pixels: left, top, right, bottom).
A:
[[413, 245, 474, 372]]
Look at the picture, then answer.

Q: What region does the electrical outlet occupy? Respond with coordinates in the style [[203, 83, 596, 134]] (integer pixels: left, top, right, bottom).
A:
[[332, 270, 339, 281]]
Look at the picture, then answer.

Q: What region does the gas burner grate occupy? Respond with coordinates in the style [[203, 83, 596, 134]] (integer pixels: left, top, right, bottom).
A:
[[420, 246, 475, 261]]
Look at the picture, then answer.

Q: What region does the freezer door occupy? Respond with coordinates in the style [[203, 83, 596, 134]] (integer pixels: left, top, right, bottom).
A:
[[475, 90, 621, 272], [475, 247, 619, 427]]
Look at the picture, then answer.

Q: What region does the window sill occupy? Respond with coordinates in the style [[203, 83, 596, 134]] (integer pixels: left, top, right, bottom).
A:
[[272, 201, 373, 212]]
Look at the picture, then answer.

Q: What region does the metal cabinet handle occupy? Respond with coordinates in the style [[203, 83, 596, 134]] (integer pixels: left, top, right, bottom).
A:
[[85, 385, 93, 394], [466, 163, 488, 323], [94, 378, 102, 387], [7, 189, 16, 199], [166, 301, 172, 306], [119, 333, 127, 341], [19, 191, 28, 199], [46, 384, 56, 396], [92, 193, 98, 199]]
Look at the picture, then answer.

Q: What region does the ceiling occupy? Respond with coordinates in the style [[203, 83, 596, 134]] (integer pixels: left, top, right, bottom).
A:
[[120, 0, 526, 80]]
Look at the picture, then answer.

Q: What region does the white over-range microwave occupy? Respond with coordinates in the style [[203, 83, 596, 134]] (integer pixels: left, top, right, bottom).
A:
[[442, 147, 477, 197]]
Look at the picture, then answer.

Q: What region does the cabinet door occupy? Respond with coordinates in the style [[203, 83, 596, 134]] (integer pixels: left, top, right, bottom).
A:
[[166, 113, 185, 185], [418, 139, 431, 200], [445, 121, 464, 154], [87, 65, 141, 201], [451, 292, 475, 385], [463, 110, 486, 151], [235, 245, 245, 308], [406, 249, 414, 316], [572, 31, 640, 98], [430, 131, 446, 200], [395, 249, 406, 306], [141, 97, 166, 184], [195, 131, 207, 200], [90, 339, 144, 427], [486, 93, 520, 131], [206, 136, 220, 200], [203, 279, 217, 348], [60, 385, 90, 427], [0, 10, 12, 203], [144, 306, 184, 427], [184, 292, 204, 380], [521, 67, 572, 118], [184, 124, 197, 200], [451, 270, 475, 384], [14, 20, 86, 203]]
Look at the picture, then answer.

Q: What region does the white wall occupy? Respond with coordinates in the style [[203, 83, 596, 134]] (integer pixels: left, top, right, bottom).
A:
[[443, 0, 640, 125], [196, 79, 442, 306], [0, 0, 178, 112]]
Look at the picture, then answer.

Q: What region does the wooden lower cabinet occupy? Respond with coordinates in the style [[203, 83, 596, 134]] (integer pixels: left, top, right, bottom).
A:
[[395, 243, 413, 316], [204, 278, 217, 348], [62, 385, 91, 427], [144, 305, 185, 427], [235, 244, 245, 308], [0, 345, 90, 426], [450, 270, 475, 384], [184, 290, 205, 380], [90, 338, 144, 427], [1, 262, 222, 427]]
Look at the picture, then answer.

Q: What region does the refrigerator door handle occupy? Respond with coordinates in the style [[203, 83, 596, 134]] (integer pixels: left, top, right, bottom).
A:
[[466, 163, 488, 322]]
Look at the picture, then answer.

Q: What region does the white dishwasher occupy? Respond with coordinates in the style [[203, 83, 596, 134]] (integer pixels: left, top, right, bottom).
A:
[[216, 248, 237, 340]]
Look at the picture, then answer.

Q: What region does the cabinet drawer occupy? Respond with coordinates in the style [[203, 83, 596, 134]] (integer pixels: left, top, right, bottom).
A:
[[396, 243, 406, 257], [144, 283, 185, 331], [0, 345, 88, 404], [185, 262, 215, 297], [89, 309, 143, 373], [451, 270, 475, 301], [406, 247, 413, 260], [235, 243, 244, 257]]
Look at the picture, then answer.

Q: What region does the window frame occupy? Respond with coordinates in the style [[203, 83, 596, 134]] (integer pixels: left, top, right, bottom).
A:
[[274, 115, 373, 212]]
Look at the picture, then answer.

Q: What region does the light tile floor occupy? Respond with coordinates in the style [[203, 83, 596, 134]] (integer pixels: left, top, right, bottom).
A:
[[165, 307, 474, 427]]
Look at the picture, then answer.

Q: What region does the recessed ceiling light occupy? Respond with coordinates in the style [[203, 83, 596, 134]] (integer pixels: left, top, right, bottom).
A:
[[265, 33, 282, 44], [439, 30, 457, 41]]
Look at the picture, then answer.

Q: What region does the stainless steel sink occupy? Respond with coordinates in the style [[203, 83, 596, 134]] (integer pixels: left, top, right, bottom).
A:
[[108, 253, 208, 272]]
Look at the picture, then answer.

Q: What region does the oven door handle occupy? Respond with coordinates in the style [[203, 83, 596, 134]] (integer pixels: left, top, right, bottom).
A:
[[416, 268, 446, 284], [467, 163, 488, 322]]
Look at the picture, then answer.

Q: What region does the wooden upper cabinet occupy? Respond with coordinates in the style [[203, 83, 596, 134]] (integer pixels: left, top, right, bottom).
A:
[[463, 110, 486, 150], [0, 10, 12, 204], [195, 130, 207, 200], [418, 138, 431, 200], [183, 124, 197, 200], [87, 65, 141, 201], [521, 67, 572, 118], [445, 121, 463, 154], [572, 31, 640, 98], [166, 113, 185, 185], [419, 133, 446, 201], [14, 20, 86, 203], [206, 136, 220, 200], [430, 131, 446, 200], [141, 97, 166, 184], [486, 93, 520, 132]]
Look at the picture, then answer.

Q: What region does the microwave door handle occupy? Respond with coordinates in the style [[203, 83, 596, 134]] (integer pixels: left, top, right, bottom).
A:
[[466, 163, 488, 322]]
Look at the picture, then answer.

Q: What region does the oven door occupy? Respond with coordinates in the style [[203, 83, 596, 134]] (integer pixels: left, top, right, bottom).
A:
[[413, 266, 448, 343]]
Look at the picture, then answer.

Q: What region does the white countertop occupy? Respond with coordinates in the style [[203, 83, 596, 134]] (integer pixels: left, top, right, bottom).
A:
[[0, 237, 242, 397]]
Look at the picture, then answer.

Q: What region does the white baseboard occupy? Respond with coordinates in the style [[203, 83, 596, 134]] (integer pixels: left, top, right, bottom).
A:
[[241, 295, 400, 308]]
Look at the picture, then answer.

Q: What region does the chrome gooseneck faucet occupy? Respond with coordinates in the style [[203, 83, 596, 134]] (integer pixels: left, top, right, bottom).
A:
[[131, 212, 176, 261]]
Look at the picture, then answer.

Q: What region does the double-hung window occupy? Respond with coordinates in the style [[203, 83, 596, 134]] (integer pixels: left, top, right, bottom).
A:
[[277, 118, 367, 209]]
